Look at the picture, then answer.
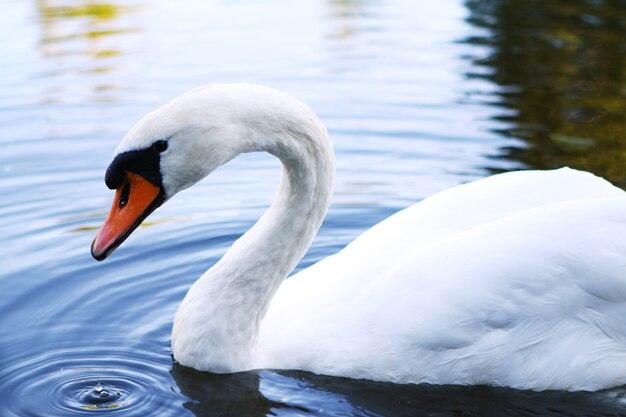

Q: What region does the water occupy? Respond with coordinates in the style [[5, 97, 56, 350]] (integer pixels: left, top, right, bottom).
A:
[[1, 0, 626, 415]]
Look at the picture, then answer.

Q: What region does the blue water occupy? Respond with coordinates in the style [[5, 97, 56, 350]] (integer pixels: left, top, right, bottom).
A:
[[1, 0, 626, 415]]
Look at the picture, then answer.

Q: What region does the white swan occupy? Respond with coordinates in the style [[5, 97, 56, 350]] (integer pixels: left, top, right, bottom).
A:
[[92, 83, 626, 391]]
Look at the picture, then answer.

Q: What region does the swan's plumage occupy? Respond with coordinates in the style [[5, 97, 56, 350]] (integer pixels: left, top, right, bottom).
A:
[[261, 168, 626, 390], [93, 84, 626, 392]]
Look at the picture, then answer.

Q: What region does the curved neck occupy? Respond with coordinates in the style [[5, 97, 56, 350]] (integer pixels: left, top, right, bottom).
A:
[[172, 127, 334, 372]]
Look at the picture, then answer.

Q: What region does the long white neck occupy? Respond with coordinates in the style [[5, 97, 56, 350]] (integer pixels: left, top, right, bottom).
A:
[[171, 118, 334, 372]]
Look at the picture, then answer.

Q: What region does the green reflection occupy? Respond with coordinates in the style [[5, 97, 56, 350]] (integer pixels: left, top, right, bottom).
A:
[[41, 3, 121, 20], [35, 0, 139, 59], [67, 215, 190, 233], [464, 0, 626, 187], [34, 0, 143, 104]]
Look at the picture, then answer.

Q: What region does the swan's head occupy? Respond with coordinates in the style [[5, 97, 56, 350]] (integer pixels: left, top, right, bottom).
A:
[[91, 83, 327, 261]]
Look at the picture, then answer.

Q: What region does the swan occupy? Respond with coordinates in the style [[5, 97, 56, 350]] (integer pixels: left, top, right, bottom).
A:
[[91, 83, 626, 391]]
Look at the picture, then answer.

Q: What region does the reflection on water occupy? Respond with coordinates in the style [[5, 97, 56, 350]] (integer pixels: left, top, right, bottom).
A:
[[35, 0, 141, 103], [325, 0, 372, 41], [464, 0, 626, 187], [172, 366, 279, 416], [172, 364, 626, 417], [36, 0, 136, 55]]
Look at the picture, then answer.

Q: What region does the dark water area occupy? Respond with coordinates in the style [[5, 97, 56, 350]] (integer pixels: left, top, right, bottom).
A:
[[464, 0, 626, 186], [1, 0, 626, 416]]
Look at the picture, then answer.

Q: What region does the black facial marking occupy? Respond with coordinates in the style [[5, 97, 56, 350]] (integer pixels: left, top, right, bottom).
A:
[[104, 142, 166, 190]]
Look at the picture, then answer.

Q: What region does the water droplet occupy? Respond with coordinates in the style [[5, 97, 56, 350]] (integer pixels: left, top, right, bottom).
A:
[[80, 382, 122, 406]]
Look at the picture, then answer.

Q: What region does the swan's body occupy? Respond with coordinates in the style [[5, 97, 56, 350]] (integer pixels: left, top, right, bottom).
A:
[[260, 170, 626, 391], [92, 84, 626, 391]]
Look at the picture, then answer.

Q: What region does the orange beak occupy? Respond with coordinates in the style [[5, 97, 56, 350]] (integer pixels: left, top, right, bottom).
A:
[[91, 171, 164, 261]]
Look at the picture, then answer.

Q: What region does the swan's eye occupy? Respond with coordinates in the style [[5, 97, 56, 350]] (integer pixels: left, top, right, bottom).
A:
[[118, 181, 130, 209], [153, 140, 168, 153]]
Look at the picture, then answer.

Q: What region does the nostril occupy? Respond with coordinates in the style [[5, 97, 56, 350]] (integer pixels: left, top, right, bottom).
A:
[[118, 181, 131, 209]]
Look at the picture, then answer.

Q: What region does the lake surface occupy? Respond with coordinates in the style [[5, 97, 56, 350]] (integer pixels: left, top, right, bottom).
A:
[[1, 0, 626, 415]]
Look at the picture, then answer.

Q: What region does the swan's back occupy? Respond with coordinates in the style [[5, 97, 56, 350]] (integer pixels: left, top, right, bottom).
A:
[[260, 168, 626, 390]]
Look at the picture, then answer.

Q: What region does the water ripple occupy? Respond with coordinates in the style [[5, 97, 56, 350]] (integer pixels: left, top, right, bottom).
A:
[[0, 342, 180, 417]]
